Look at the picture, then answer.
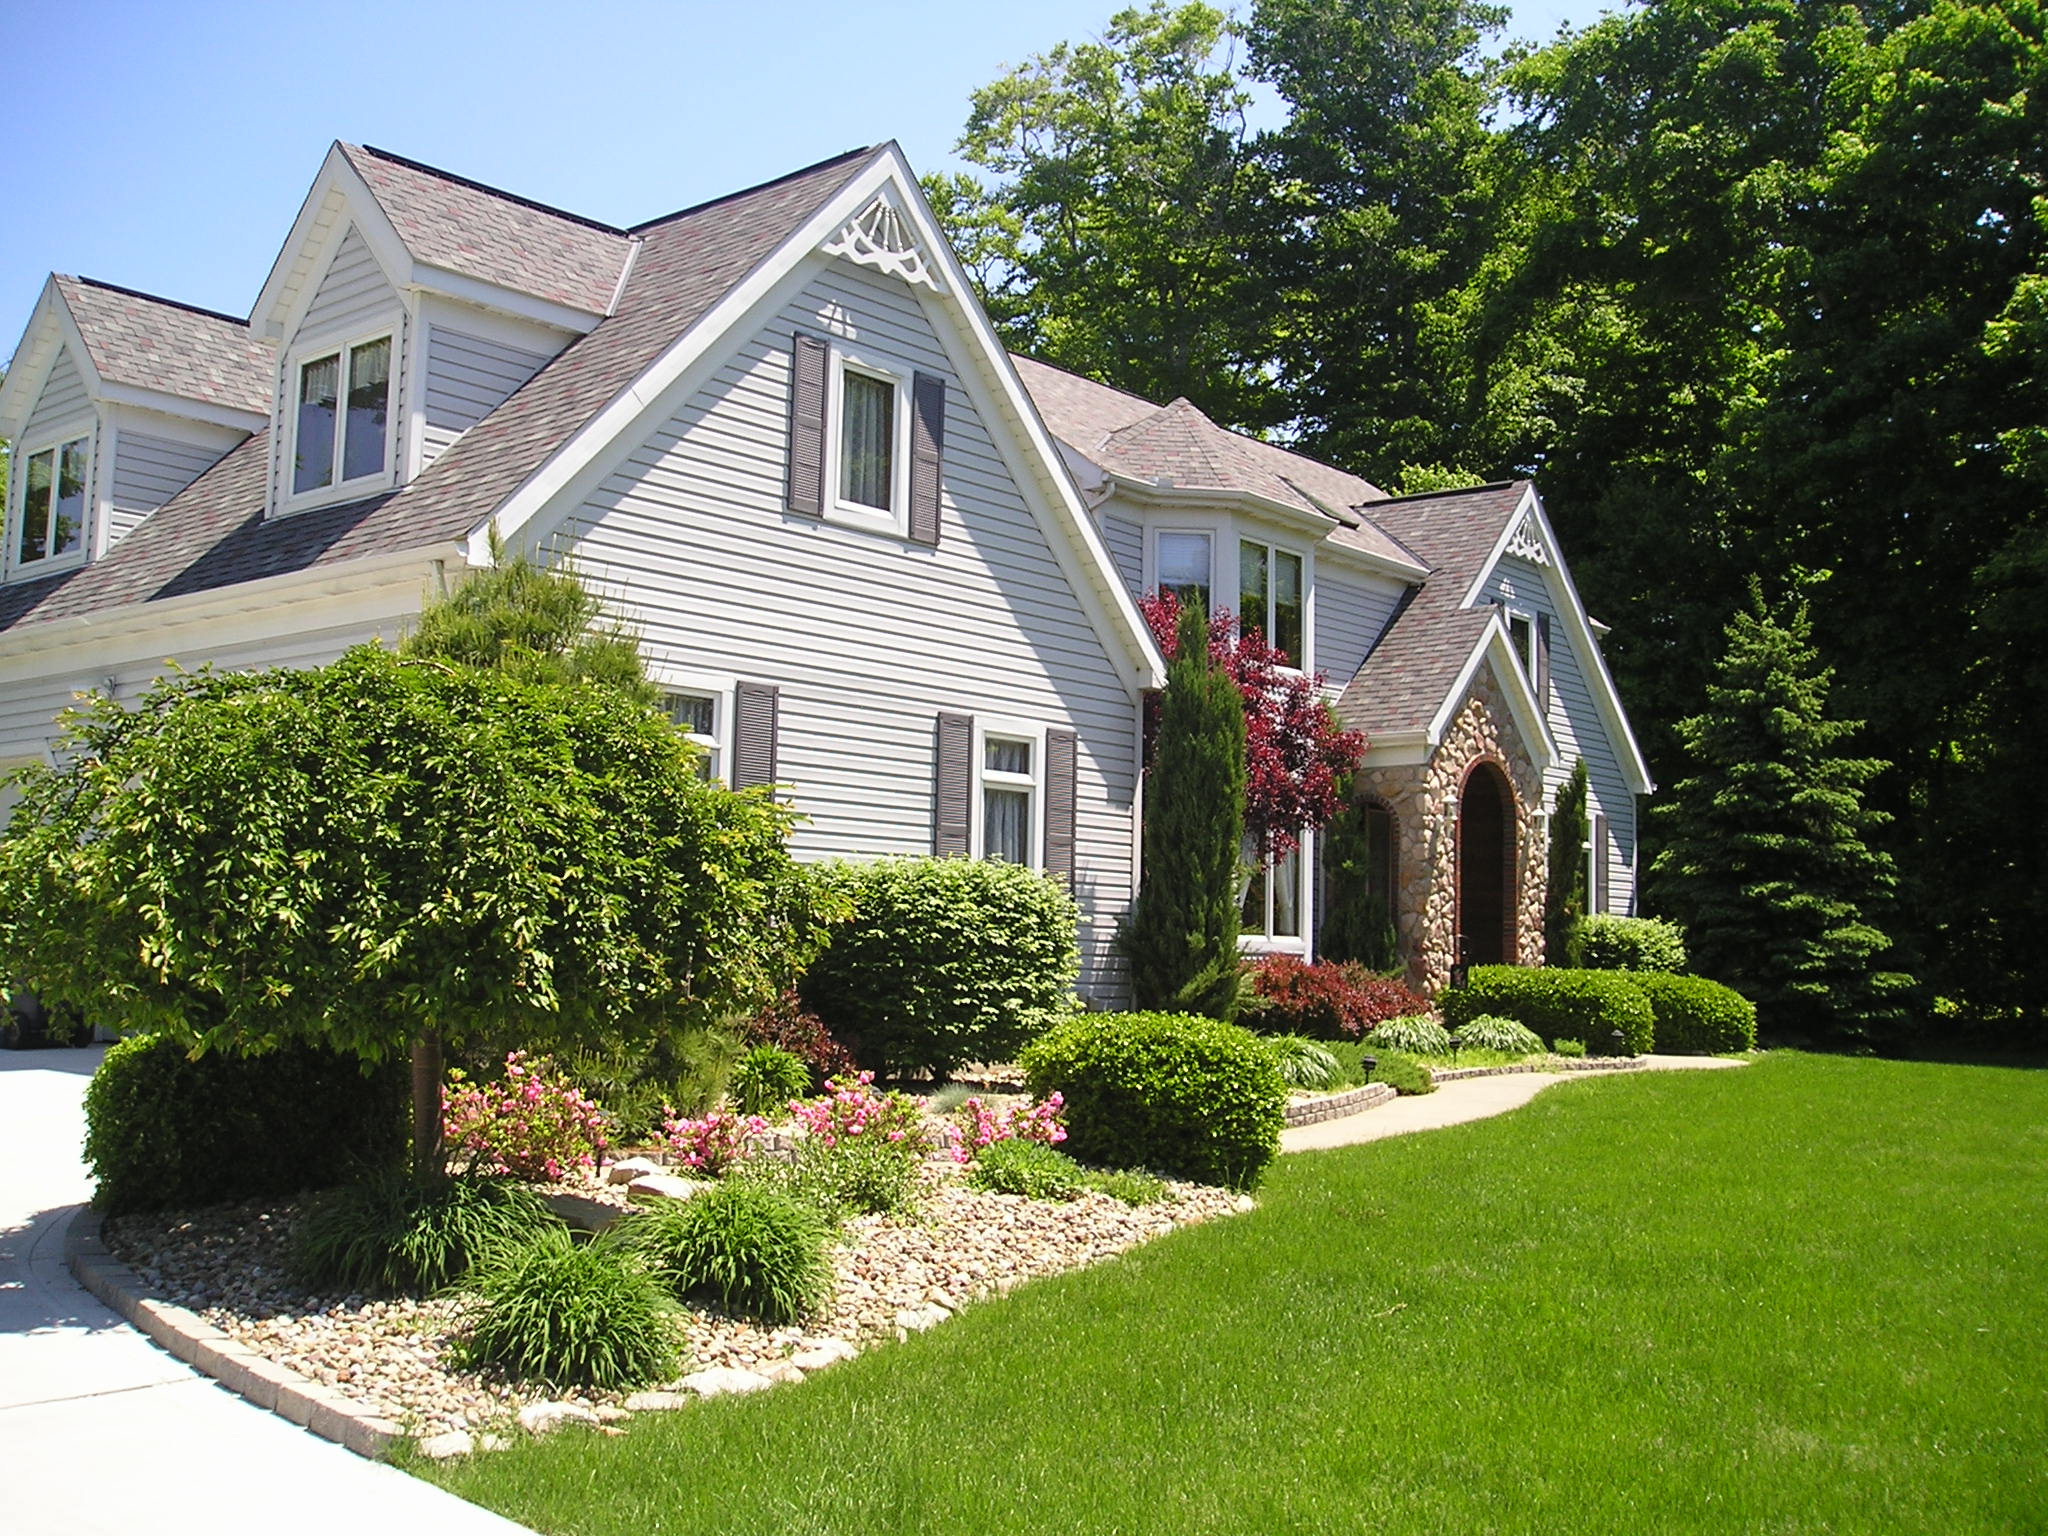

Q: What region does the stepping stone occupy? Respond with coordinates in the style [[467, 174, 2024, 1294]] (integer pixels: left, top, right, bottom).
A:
[[680, 1366, 774, 1397], [417, 1431, 475, 1459], [608, 1156, 664, 1185], [518, 1401, 601, 1436]]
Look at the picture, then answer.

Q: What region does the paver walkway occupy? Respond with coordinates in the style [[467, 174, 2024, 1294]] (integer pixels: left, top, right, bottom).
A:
[[0, 1045, 534, 1536], [1281, 1053, 1747, 1153]]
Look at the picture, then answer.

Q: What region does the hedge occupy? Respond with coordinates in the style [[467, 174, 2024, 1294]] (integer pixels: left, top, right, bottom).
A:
[[1630, 971, 1757, 1054], [1020, 1012, 1285, 1190], [1441, 967, 1655, 1056]]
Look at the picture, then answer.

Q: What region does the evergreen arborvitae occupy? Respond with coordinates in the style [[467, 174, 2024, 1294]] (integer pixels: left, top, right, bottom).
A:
[[1319, 779, 1398, 970], [1650, 583, 1913, 1042], [1544, 759, 1589, 964], [1122, 604, 1247, 1018]]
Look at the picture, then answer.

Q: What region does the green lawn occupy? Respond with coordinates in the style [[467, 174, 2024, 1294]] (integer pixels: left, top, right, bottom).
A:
[[416, 1054, 2048, 1533]]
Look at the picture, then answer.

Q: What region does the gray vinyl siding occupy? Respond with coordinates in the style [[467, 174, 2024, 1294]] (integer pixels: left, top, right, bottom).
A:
[[1483, 554, 1639, 914], [23, 346, 91, 443], [420, 326, 552, 469], [1098, 511, 1143, 600], [1315, 566, 1404, 692], [298, 226, 401, 344], [109, 431, 222, 543], [555, 260, 1142, 1000]]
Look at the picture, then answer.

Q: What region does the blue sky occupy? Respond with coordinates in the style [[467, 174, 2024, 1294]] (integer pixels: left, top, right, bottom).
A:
[[1, 0, 1619, 359]]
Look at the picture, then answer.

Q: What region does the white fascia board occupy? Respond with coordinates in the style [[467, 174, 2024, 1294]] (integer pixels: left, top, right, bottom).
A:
[[251, 146, 415, 342], [1360, 729, 1432, 768], [1426, 619, 1558, 774], [403, 264, 605, 336], [94, 380, 267, 434]]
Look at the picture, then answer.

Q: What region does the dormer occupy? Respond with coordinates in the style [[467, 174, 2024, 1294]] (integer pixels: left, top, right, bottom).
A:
[[0, 276, 270, 583], [250, 143, 638, 518]]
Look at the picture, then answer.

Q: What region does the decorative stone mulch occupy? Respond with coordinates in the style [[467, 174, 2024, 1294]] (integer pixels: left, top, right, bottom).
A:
[[101, 1160, 1246, 1449]]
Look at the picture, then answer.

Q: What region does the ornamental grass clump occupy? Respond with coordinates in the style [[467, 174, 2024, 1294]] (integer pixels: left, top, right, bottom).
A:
[[619, 1180, 834, 1326], [1450, 1015, 1548, 1056], [294, 1169, 563, 1294], [460, 1228, 679, 1393], [442, 1051, 609, 1182], [1365, 1015, 1453, 1056]]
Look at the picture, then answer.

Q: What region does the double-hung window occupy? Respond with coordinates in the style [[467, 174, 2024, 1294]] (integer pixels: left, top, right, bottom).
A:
[[292, 335, 391, 498], [980, 734, 1037, 866], [1241, 838, 1306, 946], [1238, 540, 1305, 666], [664, 689, 726, 783], [13, 434, 89, 570], [1157, 531, 1213, 614], [1505, 608, 1537, 679]]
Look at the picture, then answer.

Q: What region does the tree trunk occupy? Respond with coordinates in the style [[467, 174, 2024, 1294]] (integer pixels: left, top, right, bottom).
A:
[[411, 1029, 444, 1179]]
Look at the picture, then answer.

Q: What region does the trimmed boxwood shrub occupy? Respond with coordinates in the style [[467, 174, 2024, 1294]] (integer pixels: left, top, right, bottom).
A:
[[1238, 955, 1429, 1040], [1020, 1012, 1285, 1191], [800, 857, 1080, 1078], [1441, 967, 1656, 1056], [84, 1034, 406, 1214], [1571, 914, 1688, 973], [1631, 971, 1757, 1054], [1366, 1050, 1434, 1096]]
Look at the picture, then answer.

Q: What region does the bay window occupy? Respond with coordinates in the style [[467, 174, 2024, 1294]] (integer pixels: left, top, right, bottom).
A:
[[1238, 540, 1305, 666], [1157, 531, 1212, 613]]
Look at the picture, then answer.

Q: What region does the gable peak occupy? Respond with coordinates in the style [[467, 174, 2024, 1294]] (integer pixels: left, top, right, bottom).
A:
[[820, 188, 945, 294]]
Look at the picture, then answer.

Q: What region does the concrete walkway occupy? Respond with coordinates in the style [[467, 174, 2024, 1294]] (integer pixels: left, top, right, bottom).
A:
[[1281, 1053, 1748, 1153], [0, 1046, 534, 1536]]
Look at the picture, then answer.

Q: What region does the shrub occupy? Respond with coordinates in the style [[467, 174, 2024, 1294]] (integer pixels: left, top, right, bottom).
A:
[[739, 991, 855, 1082], [1268, 1035, 1342, 1091], [1366, 1050, 1435, 1095], [1551, 1037, 1587, 1057], [294, 1170, 562, 1294], [1631, 971, 1758, 1054], [1442, 967, 1656, 1056], [801, 857, 1081, 1077], [1572, 914, 1688, 973], [1020, 1012, 1285, 1191], [84, 1034, 406, 1215], [442, 1052, 609, 1182], [1449, 1015, 1547, 1056], [967, 1138, 1086, 1200], [1238, 955, 1429, 1040], [1319, 1039, 1376, 1088], [620, 1180, 834, 1325], [730, 1044, 812, 1118], [1080, 1167, 1169, 1204], [662, 1108, 769, 1176], [793, 1135, 924, 1218], [951, 1093, 1068, 1163], [559, 1023, 742, 1139], [1364, 1015, 1453, 1056], [789, 1072, 935, 1156], [461, 1228, 678, 1392]]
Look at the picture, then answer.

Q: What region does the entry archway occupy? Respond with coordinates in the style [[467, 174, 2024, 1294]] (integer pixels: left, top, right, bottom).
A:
[[1456, 762, 1516, 967]]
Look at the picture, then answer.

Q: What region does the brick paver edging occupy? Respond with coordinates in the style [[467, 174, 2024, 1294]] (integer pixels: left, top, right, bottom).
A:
[[1428, 1056, 1649, 1084], [65, 1206, 402, 1459], [1283, 1081, 1398, 1127]]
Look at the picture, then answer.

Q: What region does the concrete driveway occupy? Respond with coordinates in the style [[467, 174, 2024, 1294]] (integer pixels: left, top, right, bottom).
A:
[[0, 1045, 533, 1536]]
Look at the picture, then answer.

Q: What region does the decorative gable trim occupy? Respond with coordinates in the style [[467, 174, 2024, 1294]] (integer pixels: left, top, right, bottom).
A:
[[820, 193, 946, 294], [1504, 508, 1549, 565]]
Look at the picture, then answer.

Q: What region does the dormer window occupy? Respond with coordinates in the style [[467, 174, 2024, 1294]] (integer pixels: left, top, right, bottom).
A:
[[13, 435, 89, 571], [292, 335, 391, 497]]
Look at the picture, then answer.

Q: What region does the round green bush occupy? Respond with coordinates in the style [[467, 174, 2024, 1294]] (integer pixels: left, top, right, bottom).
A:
[[1449, 1015, 1547, 1055], [1364, 1014, 1453, 1056], [800, 857, 1081, 1078], [1571, 914, 1688, 973], [1630, 971, 1758, 1053], [1366, 1050, 1435, 1096], [84, 1034, 406, 1215], [1019, 1012, 1285, 1191], [1441, 967, 1656, 1055], [1269, 1034, 1342, 1091], [461, 1229, 679, 1392], [294, 1170, 562, 1294], [1551, 1037, 1587, 1057], [966, 1138, 1085, 1200], [730, 1044, 812, 1117], [619, 1180, 834, 1325]]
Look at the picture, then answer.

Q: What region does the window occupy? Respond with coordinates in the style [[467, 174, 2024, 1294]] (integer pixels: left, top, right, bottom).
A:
[[14, 435, 89, 569], [1241, 839, 1306, 944], [839, 368, 895, 511], [980, 734, 1036, 865], [292, 335, 391, 497], [664, 690, 725, 782], [1238, 541, 1305, 666], [1506, 608, 1536, 678], [1157, 531, 1212, 613]]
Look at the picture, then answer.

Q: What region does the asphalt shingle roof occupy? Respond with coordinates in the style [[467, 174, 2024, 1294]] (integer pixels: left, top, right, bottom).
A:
[[56, 277, 272, 416]]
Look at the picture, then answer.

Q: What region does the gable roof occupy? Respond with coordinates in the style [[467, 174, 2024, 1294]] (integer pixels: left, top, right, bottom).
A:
[[55, 276, 272, 417]]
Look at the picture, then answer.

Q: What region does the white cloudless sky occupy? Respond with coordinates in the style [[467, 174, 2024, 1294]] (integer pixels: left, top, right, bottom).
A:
[[0, 0, 1622, 356]]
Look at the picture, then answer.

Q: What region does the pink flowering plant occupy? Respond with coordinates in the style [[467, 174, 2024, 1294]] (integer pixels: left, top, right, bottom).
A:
[[787, 1072, 935, 1158], [442, 1051, 609, 1182], [951, 1093, 1068, 1164], [661, 1107, 770, 1176]]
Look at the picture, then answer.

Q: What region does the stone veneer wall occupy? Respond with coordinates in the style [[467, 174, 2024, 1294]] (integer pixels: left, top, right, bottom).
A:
[[1350, 658, 1547, 995]]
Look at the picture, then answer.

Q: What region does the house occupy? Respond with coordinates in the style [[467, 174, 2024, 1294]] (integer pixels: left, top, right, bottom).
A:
[[0, 141, 1649, 1002]]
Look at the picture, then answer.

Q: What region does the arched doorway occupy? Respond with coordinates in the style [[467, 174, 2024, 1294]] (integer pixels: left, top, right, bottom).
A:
[[1457, 762, 1516, 967]]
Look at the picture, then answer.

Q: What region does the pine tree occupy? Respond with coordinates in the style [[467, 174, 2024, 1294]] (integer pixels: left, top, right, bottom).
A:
[[1544, 759, 1589, 964], [1319, 780, 1398, 970], [1651, 583, 1913, 1042], [1121, 603, 1247, 1019]]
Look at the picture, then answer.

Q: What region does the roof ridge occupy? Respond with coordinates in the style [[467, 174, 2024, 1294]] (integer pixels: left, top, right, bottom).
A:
[[1369, 479, 1523, 507], [354, 144, 632, 237], [65, 275, 250, 329], [628, 145, 880, 234]]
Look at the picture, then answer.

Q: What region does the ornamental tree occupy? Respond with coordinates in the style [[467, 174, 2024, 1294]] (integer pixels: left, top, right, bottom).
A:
[[1544, 758, 1589, 964], [1139, 588, 1365, 861]]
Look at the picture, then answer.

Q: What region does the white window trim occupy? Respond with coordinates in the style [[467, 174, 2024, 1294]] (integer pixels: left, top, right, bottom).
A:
[[1236, 536, 1311, 673], [823, 343, 912, 537], [1150, 524, 1221, 613], [971, 716, 1046, 869], [1505, 605, 1539, 679], [1238, 832, 1312, 954], [278, 326, 399, 516], [648, 668, 735, 786], [6, 428, 94, 582]]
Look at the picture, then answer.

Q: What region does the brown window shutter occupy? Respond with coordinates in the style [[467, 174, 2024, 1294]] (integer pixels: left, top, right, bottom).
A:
[[733, 682, 780, 790], [1044, 729, 1078, 885], [786, 333, 828, 517], [934, 711, 972, 856], [1535, 612, 1552, 709], [909, 370, 945, 547], [1589, 811, 1608, 915]]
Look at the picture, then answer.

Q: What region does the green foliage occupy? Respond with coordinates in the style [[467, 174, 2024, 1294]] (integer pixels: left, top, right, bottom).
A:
[[1020, 1011, 1284, 1190], [1630, 972, 1758, 1056], [967, 1138, 1087, 1201], [1078, 1166, 1170, 1205], [1651, 586, 1913, 1041], [558, 1024, 743, 1142], [619, 1180, 835, 1326], [1267, 1034, 1341, 1091], [1450, 1015, 1547, 1056], [1442, 966, 1655, 1056], [1365, 1050, 1434, 1096], [293, 1170, 562, 1295], [800, 857, 1080, 1079], [730, 1045, 812, 1118], [1571, 915, 1687, 974], [1550, 1037, 1586, 1058], [1120, 604, 1248, 1020], [83, 1034, 405, 1215], [1317, 1038, 1375, 1088], [1544, 761, 1589, 965], [1363, 1015, 1452, 1057], [460, 1227, 679, 1393], [1317, 788, 1400, 971], [789, 1135, 924, 1219]]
